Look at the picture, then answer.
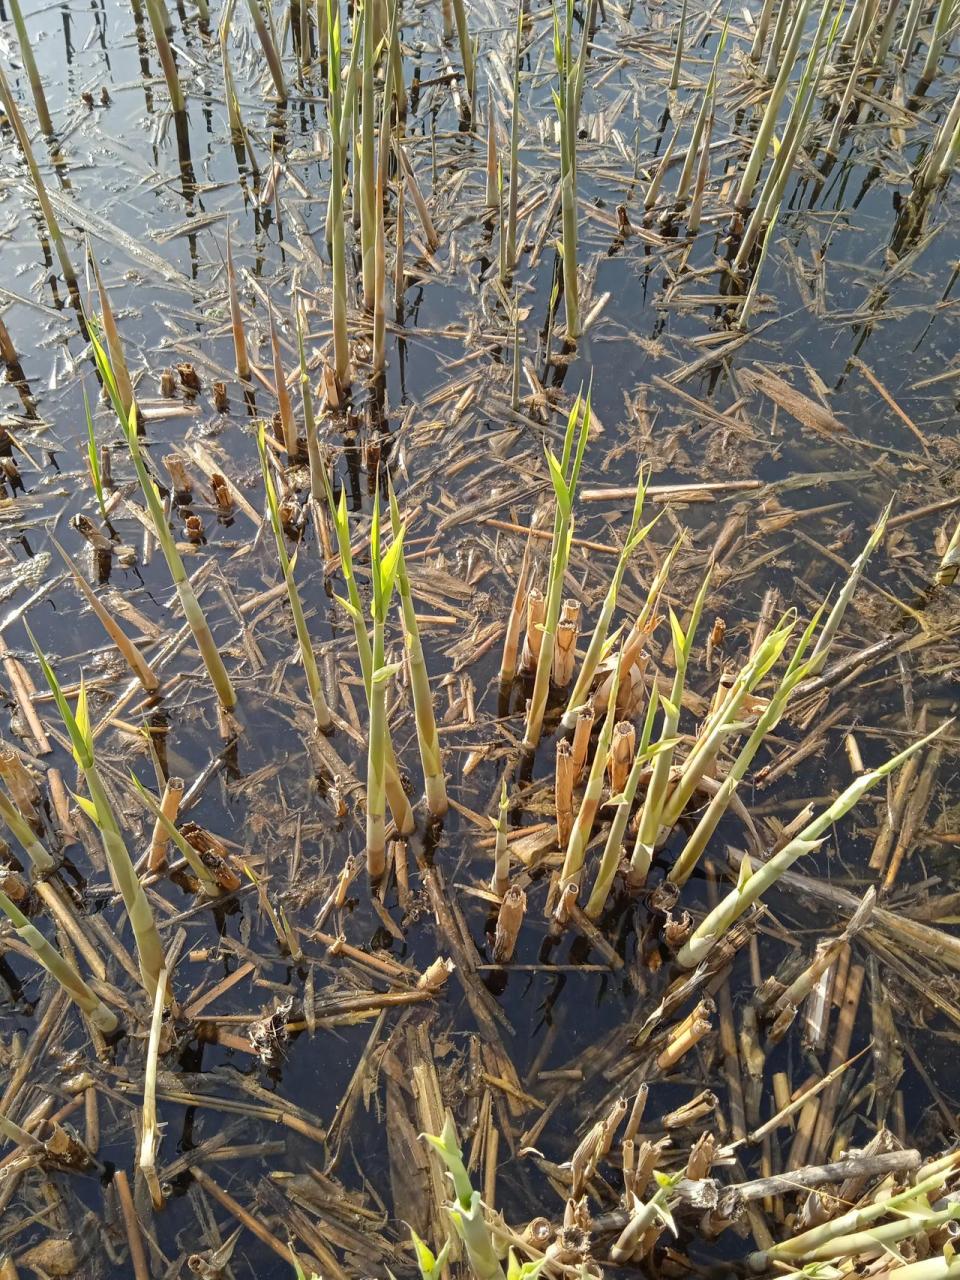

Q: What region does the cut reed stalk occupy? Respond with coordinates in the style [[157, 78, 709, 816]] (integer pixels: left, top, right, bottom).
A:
[[29, 644, 165, 1001], [0, 889, 118, 1032]]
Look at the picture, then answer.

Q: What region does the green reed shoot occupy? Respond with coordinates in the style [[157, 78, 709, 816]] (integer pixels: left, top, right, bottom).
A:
[[89, 249, 136, 422], [670, 0, 687, 90], [553, 0, 581, 337], [327, 0, 351, 387], [0, 889, 118, 1032], [129, 775, 222, 895], [918, 0, 955, 88], [7, 0, 53, 134], [245, 0, 287, 101], [0, 65, 78, 293], [423, 1115, 505, 1280], [0, 789, 55, 874], [269, 302, 298, 458], [29, 642, 165, 1000], [373, 100, 388, 377], [364, 500, 405, 876], [410, 1229, 452, 1280], [83, 386, 108, 521], [678, 719, 950, 968], [145, 0, 186, 111], [258, 427, 333, 732], [737, 207, 778, 329], [629, 568, 711, 885], [734, 0, 815, 210], [389, 487, 447, 817], [323, 475, 415, 833], [810, 498, 890, 668], [523, 389, 592, 749], [560, 469, 656, 728], [937, 511, 960, 585], [486, 84, 499, 207], [674, 22, 726, 209], [89, 330, 236, 710], [220, 0, 244, 135]]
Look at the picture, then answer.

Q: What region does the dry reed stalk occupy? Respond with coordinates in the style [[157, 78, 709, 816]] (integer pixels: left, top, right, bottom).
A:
[[607, 721, 635, 795], [0, 747, 39, 827], [147, 777, 184, 872], [225, 227, 251, 380], [520, 587, 545, 674], [492, 885, 525, 961], [571, 702, 594, 780], [555, 739, 575, 847], [552, 618, 579, 686]]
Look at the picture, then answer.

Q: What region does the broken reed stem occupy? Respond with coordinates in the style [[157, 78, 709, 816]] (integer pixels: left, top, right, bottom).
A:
[[51, 537, 160, 693], [0, 889, 118, 1032]]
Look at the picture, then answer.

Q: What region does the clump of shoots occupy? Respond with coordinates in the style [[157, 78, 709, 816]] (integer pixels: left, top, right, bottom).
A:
[[362, 498, 405, 877], [389, 487, 446, 816], [89, 328, 237, 711], [523, 388, 592, 749], [560, 468, 657, 728], [323, 475, 414, 834], [678, 720, 951, 968], [258, 428, 333, 732], [29, 641, 165, 1001], [629, 568, 712, 886], [0, 889, 118, 1032]]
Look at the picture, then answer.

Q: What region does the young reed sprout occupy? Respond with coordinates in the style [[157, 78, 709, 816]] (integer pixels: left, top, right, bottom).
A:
[[363, 500, 405, 877], [84, 386, 109, 522], [0, 65, 78, 293], [220, 0, 244, 137], [7, 0, 53, 134], [673, 23, 726, 211], [629, 568, 712, 886], [89, 249, 135, 423], [245, 0, 287, 102], [677, 719, 951, 968], [269, 302, 298, 458], [295, 305, 323, 501], [389, 487, 447, 817], [422, 1115, 504, 1280], [372, 99, 388, 378], [0, 790, 55, 874], [29, 639, 165, 1001], [0, 890, 118, 1032], [506, 0, 522, 273], [553, 0, 582, 337], [486, 84, 499, 207], [410, 1230, 452, 1280], [670, 0, 687, 90], [937, 512, 960, 585], [258, 428, 333, 732], [491, 778, 510, 897], [89, 329, 237, 711], [129, 776, 222, 897], [523, 389, 592, 749]]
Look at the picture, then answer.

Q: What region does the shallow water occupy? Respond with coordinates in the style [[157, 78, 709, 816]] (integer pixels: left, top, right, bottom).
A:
[[2, 0, 960, 1275]]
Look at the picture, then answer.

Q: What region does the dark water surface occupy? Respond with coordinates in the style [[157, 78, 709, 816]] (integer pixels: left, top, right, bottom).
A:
[[2, 0, 960, 1275]]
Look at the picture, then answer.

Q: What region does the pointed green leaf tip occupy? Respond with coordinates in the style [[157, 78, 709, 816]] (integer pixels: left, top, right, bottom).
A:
[[421, 1113, 473, 1209], [507, 1249, 548, 1280], [409, 1228, 451, 1280]]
